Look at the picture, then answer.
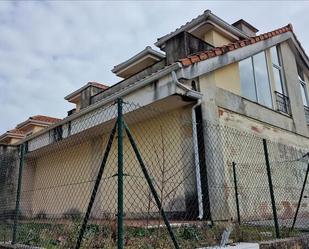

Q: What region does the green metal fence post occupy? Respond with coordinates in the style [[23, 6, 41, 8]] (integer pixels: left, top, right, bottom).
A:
[[117, 98, 124, 249], [291, 163, 309, 231], [263, 139, 280, 239], [12, 143, 25, 245], [232, 162, 241, 225], [75, 123, 117, 249], [124, 123, 180, 249]]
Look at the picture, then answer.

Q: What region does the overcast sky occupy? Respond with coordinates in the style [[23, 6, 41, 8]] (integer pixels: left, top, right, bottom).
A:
[[0, 1, 308, 134]]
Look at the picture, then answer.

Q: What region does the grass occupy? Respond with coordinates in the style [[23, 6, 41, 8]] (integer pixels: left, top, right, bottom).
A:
[[0, 221, 305, 248]]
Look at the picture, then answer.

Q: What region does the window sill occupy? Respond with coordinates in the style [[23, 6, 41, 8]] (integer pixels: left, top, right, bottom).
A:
[[240, 96, 292, 119], [275, 110, 291, 118]]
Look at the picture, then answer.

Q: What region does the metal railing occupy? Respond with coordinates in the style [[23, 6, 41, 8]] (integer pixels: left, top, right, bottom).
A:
[[275, 91, 290, 115]]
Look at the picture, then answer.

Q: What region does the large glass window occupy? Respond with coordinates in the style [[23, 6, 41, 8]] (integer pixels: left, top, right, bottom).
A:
[[270, 46, 285, 94], [298, 68, 308, 107], [239, 58, 257, 101], [239, 51, 272, 108], [253, 52, 272, 107], [270, 46, 290, 114], [297, 65, 309, 123], [300, 82, 308, 107]]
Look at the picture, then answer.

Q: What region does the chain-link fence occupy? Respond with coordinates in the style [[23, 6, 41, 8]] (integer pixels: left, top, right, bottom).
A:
[[0, 146, 18, 243], [1, 99, 309, 248]]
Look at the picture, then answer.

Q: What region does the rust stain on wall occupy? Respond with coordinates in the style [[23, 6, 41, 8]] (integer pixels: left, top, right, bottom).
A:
[[218, 109, 224, 117], [281, 201, 294, 219], [251, 126, 261, 133]]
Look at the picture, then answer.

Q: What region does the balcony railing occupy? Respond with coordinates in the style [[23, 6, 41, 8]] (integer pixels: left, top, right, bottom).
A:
[[304, 106, 309, 124], [274, 91, 290, 115]]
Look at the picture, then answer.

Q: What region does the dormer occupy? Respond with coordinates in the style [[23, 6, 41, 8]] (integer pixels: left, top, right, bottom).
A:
[[163, 32, 214, 65], [112, 46, 165, 79], [0, 115, 60, 145], [16, 115, 61, 135], [155, 10, 249, 50], [0, 129, 26, 145], [65, 82, 109, 113]]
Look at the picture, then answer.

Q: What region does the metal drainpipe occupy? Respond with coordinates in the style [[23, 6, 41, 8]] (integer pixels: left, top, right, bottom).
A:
[[171, 71, 204, 220], [192, 99, 204, 220]]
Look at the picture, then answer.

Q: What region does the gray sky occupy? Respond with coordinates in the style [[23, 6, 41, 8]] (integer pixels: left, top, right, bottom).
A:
[[0, 1, 308, 134]]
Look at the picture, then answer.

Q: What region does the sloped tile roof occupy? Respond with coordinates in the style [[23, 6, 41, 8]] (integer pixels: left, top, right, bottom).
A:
[[30, 115, 61, 124], [88, 82, 109, 90], [64, 81, 109, 101], [179, 24, 293, 66], [8, 128, 26, 135]]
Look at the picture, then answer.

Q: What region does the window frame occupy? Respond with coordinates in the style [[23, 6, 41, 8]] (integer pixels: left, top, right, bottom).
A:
[[271, 46, 286, 95], [239, 51, 273, 108], [253, 51, 273, 108], [239, 57, 257, 102], [299, 76, 309, 107]]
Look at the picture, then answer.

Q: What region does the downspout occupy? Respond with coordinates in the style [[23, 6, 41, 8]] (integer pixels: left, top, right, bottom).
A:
[[171, 71, 204, 220], [191, 99, 203, 220]]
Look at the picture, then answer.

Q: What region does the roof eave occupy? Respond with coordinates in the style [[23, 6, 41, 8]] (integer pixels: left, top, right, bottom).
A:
[[112, 47, 165, 74], [16, 119, 57, 129], [64, 83, 92, 101], [155, 10, 249, 48], [0, 132, 25, 141], [17, 62, 183, 145]]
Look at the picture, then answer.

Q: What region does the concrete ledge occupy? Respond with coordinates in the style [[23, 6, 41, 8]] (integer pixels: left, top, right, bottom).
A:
[[259, 234, 309, 249], [0, 243, 41, 249], [202, 243, 259, 248]]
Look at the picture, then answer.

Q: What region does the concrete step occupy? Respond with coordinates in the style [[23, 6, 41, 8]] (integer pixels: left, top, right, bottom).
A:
[[199, 242, 260, 249]]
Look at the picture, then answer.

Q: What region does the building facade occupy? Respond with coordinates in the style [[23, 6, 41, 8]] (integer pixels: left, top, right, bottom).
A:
[[2, 10, 309, 223]]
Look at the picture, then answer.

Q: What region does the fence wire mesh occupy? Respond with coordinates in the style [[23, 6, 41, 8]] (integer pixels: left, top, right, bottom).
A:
[[0, 146, 18, 243], [0, 99, 309, 248]]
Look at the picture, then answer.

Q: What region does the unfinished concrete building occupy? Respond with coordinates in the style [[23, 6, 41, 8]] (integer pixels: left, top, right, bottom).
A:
[[2, 10, 309, 224]]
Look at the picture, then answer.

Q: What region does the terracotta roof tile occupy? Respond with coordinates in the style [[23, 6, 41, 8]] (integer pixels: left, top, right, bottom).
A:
[[199, 52, 209, 60], [8, 128, 26, 135], [88, 82, 109, 90], [189, 55, 201, 63], [179, 24, 293, 66], [214, 48, 223, 56], [179, 58, 193, 66], [30, 115, 61, 124]]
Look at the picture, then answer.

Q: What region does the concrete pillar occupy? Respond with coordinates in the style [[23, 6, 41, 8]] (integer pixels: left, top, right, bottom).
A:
[[280, 42, 308, 136], [199, 73, 231, 221]]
